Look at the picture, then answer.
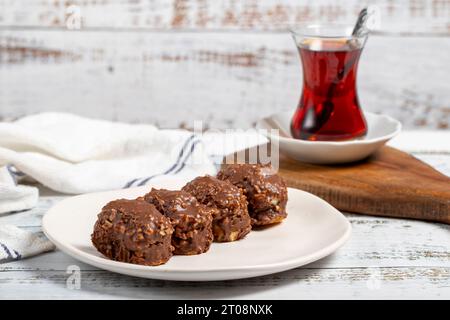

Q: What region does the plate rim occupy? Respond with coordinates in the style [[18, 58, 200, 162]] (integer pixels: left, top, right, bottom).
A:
[[42, 186, 352, 280], [258, 111, 402, 146]]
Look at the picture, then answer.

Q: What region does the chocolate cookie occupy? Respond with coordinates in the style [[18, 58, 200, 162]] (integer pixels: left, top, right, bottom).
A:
[[143, 189, 213, 255], [217, 164, 288, 226], [182, 175, 252, 242], [91, 199, 174, 266]]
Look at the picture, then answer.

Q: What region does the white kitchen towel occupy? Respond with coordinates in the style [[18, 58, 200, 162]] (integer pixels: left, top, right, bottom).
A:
[[0, 112, 268, 198], [0, 113, 215, 195], [0, 225, 55, 262], [0, 166, 38, 214]]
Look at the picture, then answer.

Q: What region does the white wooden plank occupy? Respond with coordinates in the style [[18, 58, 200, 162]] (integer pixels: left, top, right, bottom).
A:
[[1, 267, 449, 299], [0, 0, 448, 34], [1, 31, 449, 129], [0, 197, 64, 227]]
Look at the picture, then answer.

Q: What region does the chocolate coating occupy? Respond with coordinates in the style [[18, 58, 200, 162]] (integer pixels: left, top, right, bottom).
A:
[[91, 199, 174, 266], [143, 189, 213, 255], [217, 164, 288, 226], [182, 175, 251, 242]]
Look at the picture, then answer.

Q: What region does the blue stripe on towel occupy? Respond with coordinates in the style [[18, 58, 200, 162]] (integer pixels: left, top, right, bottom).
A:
[[7, 164, 25, 177], [135, 135, 196, 186], [124, 178, 139, 189], [173, 140, 201, 174], [0, 242, 14, 260], [136, 137, 201, 187], [6, 165, 26, 187], [6, 165, 18, 185], [124, 134, 197, 188], [13, 249, 22, 260]]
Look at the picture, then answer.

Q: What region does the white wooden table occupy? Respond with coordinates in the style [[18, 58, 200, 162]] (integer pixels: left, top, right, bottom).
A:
[[1, 152, 449, 300], [0, 1, 449, 299]]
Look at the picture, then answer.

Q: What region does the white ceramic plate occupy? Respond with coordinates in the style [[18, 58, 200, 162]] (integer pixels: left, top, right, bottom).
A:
[[258, 111, 401, 164], [43, 178, 351, 281]]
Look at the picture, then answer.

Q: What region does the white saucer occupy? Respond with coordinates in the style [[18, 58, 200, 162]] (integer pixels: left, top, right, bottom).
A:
[[42, 178, 351, 281], [258, 111, 401, 164]]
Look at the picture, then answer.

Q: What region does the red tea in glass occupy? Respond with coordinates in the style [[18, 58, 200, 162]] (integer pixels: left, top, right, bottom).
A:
[[291, 26, 368, 141]]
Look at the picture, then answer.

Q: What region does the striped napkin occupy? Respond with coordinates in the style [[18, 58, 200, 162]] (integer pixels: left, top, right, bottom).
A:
[[0, 225, 55, 262]]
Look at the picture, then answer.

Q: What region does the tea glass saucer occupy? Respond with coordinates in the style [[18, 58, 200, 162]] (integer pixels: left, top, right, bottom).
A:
[[257, 111, 401, 164]]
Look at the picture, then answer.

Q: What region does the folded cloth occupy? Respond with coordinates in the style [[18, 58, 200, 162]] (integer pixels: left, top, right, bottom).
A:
[[0, 225, 55, 263], [0, 112, 219, 195], [0, 166, 38, 214]]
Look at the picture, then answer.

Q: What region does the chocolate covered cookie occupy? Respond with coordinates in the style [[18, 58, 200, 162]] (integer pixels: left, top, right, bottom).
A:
[[182, 175, 251, 242], [91, 199, 173, 266], [143, 189, 213, 255], [217, 164, 287, 226]]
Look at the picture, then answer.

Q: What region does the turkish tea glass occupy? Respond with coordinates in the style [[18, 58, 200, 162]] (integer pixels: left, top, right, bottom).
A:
[[290, 25, 368, 141]]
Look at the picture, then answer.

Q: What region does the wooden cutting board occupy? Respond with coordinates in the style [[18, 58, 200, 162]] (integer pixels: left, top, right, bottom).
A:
[[278, 146, 450, 224]]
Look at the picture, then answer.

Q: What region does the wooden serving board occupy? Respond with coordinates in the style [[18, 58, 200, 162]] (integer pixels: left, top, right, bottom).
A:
[[278, 146, 450, 224]]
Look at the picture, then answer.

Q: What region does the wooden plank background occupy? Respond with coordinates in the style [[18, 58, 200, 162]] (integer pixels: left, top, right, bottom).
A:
[[0, 0, 449, 129]]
